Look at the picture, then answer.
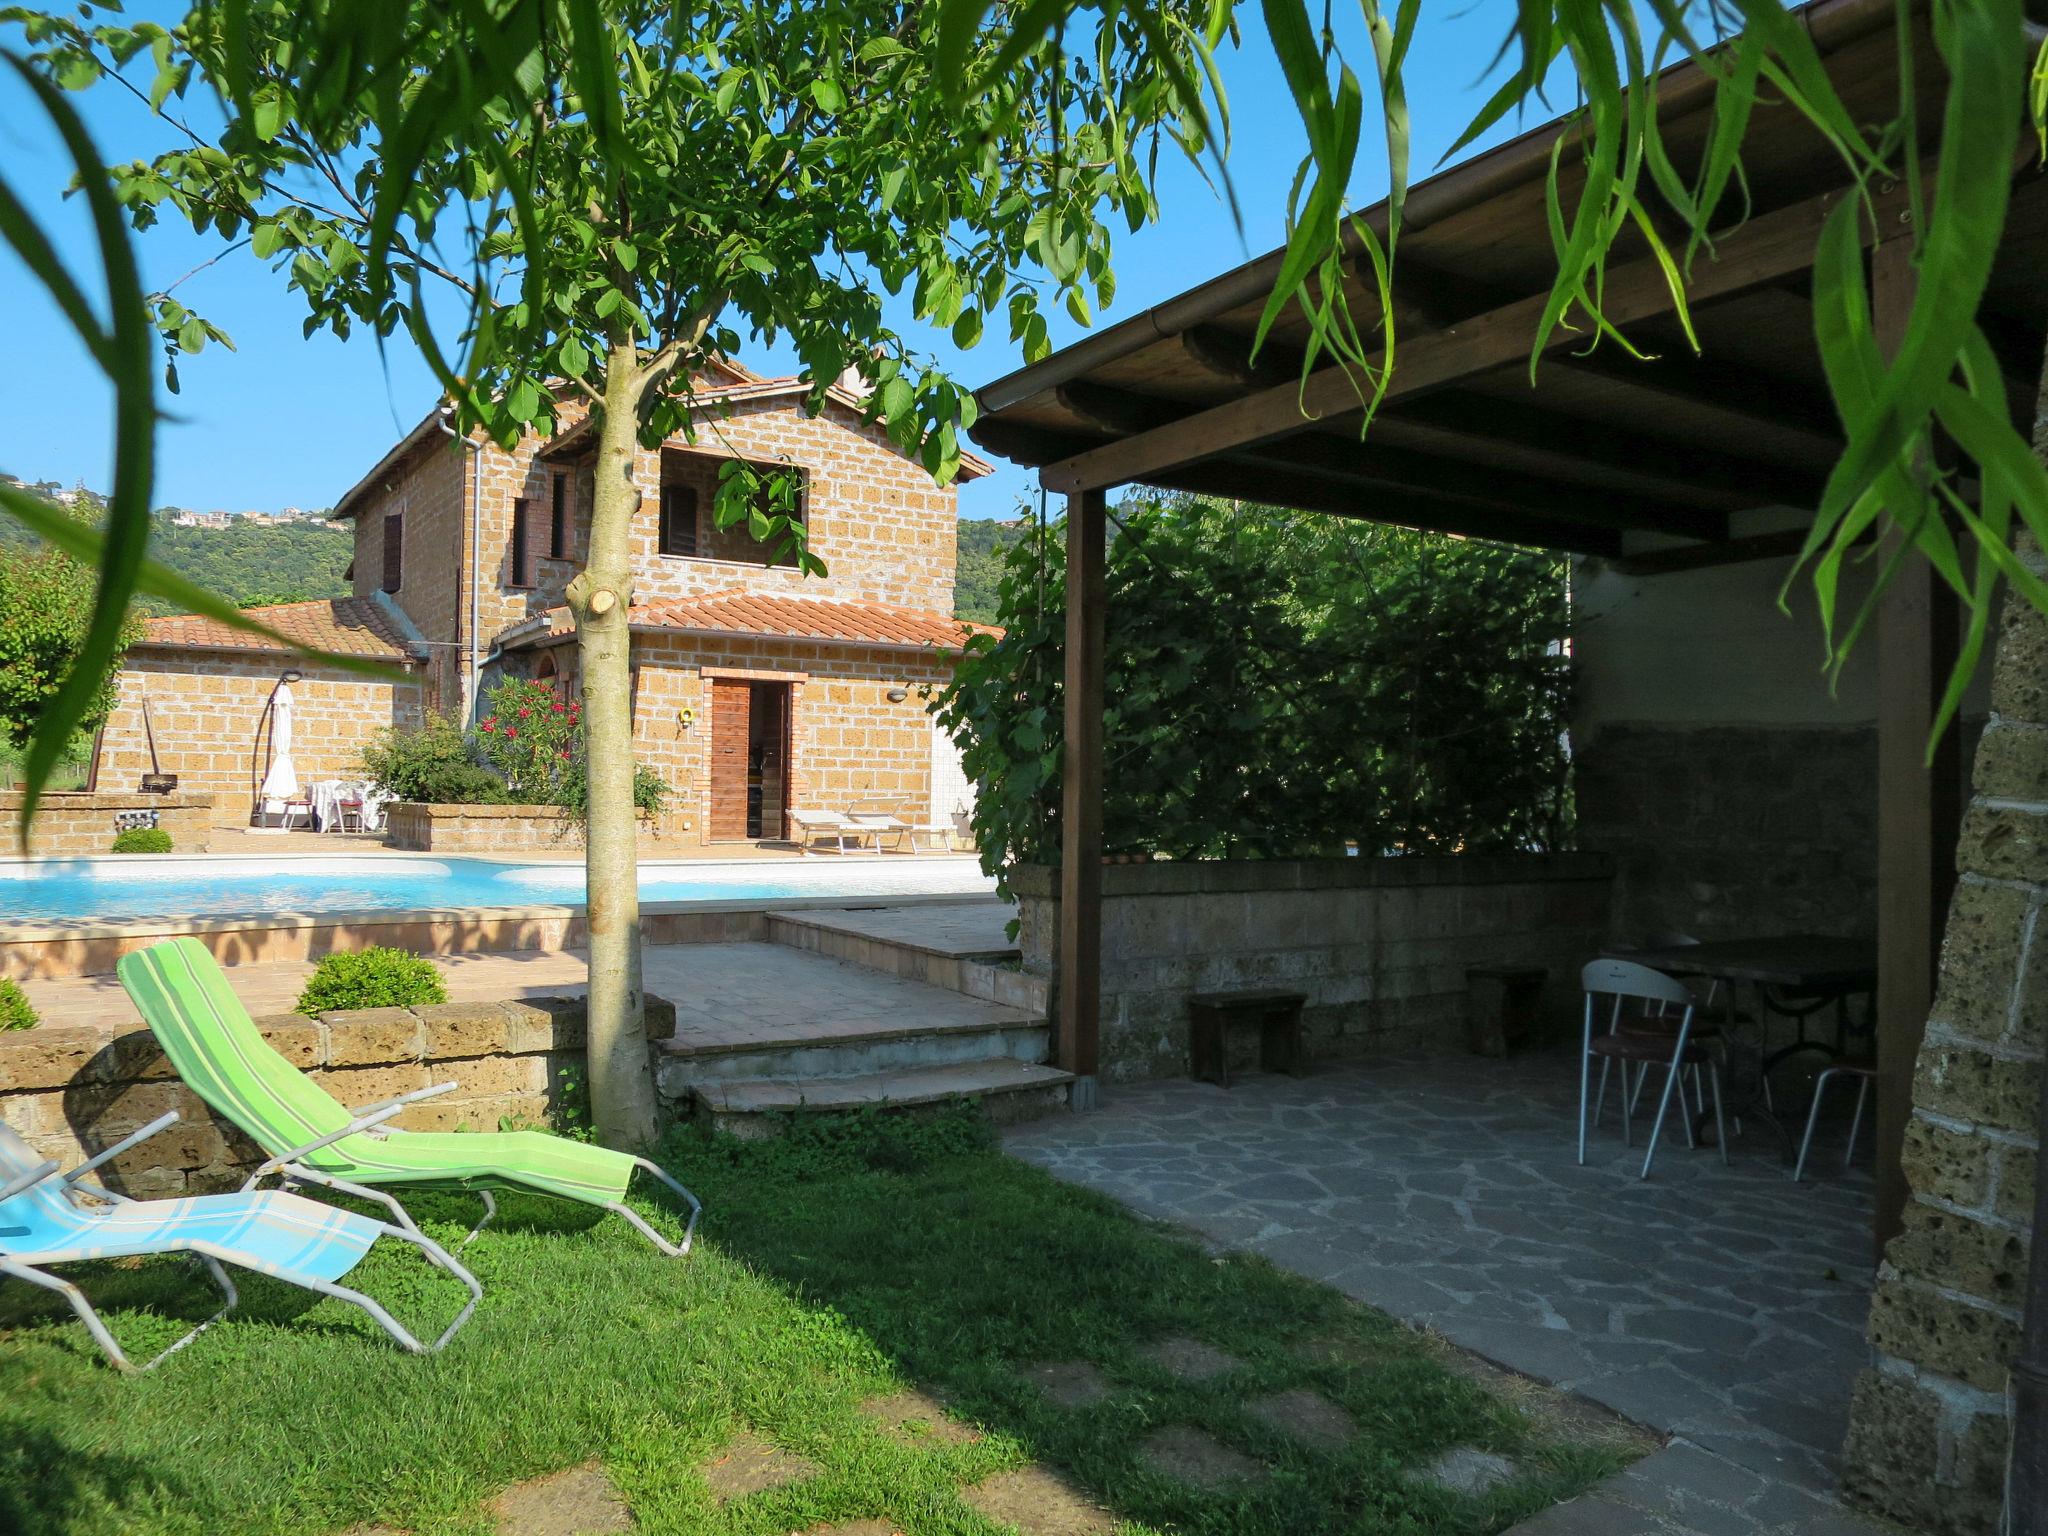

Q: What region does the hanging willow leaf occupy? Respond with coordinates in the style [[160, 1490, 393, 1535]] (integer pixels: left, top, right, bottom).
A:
[[1, 54, 154, 834], [0, 487, 406, 685]]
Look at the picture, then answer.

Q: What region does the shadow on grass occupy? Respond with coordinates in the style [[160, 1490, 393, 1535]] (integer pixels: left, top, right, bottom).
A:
[[0, 1357, 195, 1532], [662, 1108, 1645, 1536]]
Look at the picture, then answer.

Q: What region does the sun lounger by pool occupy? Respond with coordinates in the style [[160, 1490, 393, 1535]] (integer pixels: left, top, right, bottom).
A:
[[0, 1112, 479, 1371], [789, 808, 873, 854], [118, 938, 702, 1257]]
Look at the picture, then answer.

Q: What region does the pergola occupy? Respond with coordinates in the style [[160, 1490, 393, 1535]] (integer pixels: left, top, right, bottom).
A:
[[966, 0, 2048, 1246]]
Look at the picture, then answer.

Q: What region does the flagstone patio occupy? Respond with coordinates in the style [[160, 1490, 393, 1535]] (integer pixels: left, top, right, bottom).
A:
[[1003, 1051, 1892, 1536]]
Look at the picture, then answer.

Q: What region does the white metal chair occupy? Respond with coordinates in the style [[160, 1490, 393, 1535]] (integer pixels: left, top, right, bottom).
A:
[[1793, 1059, 1876, 1181], [1578, 958, 1728, 1180]]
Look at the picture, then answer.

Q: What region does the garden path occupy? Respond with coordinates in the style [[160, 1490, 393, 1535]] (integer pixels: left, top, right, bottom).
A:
[[1004, 1053, 1897, 1536]]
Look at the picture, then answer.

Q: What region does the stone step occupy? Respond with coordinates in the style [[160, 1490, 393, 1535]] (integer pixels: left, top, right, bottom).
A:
[[655, 1010, 1049, 1089], [764, 903, 1048, 1015], [686, 1057, 1075, 1138]]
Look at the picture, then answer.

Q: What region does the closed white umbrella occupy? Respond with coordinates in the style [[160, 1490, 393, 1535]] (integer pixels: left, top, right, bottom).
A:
[[259, 682, 299, 807]]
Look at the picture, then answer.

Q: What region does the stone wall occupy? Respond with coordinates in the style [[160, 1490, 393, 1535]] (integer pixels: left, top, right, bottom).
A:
[[1576, 723, 1878, 943], [346, 380, 969, 721], [1011, 854, 1614, 1081], [501, 631, 962, 848], [348, 435, 470, 711], [0, 791, 214, 856], [381, 801, 680, 853], [1841, 551, 2046, 1535], [0, 994, 674, 1196], [100, 650, 426, 828]]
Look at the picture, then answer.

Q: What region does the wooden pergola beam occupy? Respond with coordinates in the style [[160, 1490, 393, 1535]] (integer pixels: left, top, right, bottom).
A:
[[975, 414, 1627, 554], [1041, 176, 1903, 495], [1055, 381, 1728, 540]]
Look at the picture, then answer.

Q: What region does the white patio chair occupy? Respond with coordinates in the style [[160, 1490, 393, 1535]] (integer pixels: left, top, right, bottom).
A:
[[1578, 958, 1727, 1180]]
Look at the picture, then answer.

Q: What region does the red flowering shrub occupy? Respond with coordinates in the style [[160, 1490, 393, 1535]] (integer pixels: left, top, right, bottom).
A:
[[472, 678, 578, 800]]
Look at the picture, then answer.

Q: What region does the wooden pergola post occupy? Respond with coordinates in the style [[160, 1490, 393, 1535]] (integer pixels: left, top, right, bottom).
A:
[[1058, 486, 1107, 1108], [1872, 232, 1963, 1253]]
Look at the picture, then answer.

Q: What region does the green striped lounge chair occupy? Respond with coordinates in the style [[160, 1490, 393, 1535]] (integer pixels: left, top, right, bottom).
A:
[[119, 938, 701, 1257], [0, 1111, 479, 1371]]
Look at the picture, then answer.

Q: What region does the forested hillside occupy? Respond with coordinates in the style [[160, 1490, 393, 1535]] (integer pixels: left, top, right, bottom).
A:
[[954, 516, 1029, 624], [139, 520, 353, 614], [0, 501, 351, 616]]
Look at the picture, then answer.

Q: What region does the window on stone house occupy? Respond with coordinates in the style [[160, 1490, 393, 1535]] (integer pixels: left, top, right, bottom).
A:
[[549, 471, 571, 559], [381, 513, 403, 592], [659, 482, 699, 557], [754, 465, 808, 568], [509, 496, 538, 588]]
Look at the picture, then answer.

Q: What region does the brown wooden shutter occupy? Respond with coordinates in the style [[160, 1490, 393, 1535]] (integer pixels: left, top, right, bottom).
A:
[[511, 497, 536, 587], [660, 483, 699, 556], [381, 513, 403, 592]]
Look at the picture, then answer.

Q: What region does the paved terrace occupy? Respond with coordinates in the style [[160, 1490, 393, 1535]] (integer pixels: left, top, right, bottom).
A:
[[20, 919, 1016, 1036], [1005, 1054, 1888, 1536]]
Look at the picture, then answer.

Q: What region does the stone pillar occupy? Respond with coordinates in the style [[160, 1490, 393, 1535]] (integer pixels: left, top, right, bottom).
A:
[[1840, 365, 2048, 1534]]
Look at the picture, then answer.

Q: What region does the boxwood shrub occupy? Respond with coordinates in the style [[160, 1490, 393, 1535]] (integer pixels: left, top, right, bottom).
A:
[[295, 947, 448, 1015]]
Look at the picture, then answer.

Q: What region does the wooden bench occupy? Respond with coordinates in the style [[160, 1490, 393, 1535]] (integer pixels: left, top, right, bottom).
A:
[[1188, 989, 1308, 1089]]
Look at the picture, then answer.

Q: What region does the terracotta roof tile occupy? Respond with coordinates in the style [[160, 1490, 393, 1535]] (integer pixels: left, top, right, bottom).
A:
[[139, 597, 416, 660], [538, 589, 998, 650]]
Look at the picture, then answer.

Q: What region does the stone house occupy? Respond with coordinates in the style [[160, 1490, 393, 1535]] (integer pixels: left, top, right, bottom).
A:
[[97, 596, 428, 831], [328, 358, 992, 847]]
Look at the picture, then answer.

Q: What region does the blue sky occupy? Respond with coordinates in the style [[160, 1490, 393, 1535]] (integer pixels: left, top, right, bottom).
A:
[[0, 3, 1570, 521]]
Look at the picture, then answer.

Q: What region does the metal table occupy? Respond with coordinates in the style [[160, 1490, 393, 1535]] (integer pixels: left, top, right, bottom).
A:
[[1600, 935, 1878, 1157]]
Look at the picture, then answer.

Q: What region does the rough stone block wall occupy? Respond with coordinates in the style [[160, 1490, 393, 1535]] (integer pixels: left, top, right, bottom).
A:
[[381, 801, 680, 853], [1576, 722, 1880, 944], [1841, 550, 2046, 1535], [0, 792, 215, 857], [609, 631, 957, 848], [346, 438, 469, 712], [0, 994, 676, 1196], [1013, 855, 1615, 1082], [100, 651, 425, 827], [466, 391, 960, 655]]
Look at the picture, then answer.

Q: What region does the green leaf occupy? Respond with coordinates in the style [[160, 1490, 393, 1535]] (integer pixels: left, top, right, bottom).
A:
[[0, 56, 153, 835], [880, 375, 916, 423], [952, 308, 984, 349], [858, 37, 911, 63]]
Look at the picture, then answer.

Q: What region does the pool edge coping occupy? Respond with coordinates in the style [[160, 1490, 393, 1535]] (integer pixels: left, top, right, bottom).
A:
[[0, 888, 1004, 945]]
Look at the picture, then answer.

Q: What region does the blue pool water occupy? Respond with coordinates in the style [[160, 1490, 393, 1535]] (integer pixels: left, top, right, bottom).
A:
[[0, 855, 996, 924]]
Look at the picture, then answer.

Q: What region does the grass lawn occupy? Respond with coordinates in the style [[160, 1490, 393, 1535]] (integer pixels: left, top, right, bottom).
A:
[[0, 1111, 1645, 1535]]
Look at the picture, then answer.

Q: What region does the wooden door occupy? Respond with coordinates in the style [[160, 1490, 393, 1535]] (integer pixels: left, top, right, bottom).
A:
[[753, 684, 790, 840], [708, 679, 752, 841]]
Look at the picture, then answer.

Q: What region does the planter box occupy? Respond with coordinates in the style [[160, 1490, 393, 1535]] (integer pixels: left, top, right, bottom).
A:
[[0, 790, 215, 856], [382, 801, 670, 854]]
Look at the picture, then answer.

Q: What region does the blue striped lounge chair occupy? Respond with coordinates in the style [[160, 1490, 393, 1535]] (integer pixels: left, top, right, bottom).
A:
[[0, 1110, 479, 1371]]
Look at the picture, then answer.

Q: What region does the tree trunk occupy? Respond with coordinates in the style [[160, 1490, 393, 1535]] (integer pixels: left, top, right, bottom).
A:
[[568, 347, 659, 1148]]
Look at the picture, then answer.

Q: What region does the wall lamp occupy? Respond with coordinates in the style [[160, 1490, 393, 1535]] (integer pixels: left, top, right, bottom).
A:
[[886, 686, 909, 703]]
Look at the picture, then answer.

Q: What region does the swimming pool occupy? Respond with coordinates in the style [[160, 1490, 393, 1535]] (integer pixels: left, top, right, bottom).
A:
[[0, 855, 998, 924]]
